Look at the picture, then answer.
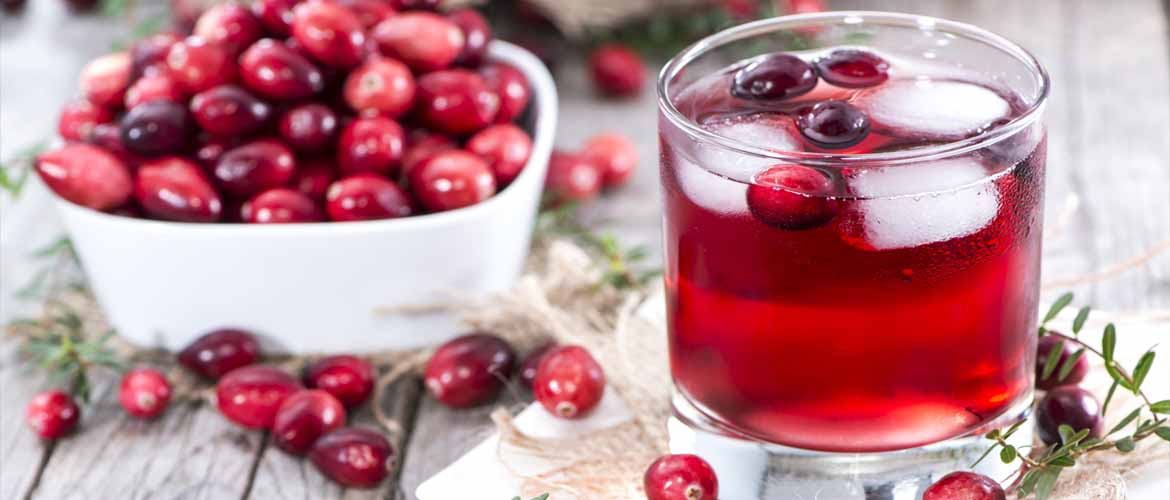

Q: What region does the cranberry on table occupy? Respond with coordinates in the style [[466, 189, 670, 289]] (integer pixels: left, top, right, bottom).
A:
[[252, 0, 299, 36], [213, 139, 297, 197], [120, 100, 192, 156], [178, 328, 261, 379], [815, 49, 890, 88], [746, 165, 837, 230], [731, 53, 818, 100], [239, 39, 326, 101], [372, 12, 465, 72], [479, 63, 531, 124], [643, 454, 719, 500], [544, 151, 602, 203], [410, 150, 497, 212], [518, 342, 556, 389], [309, 427, 396, 488], [343, 58, 416, 118], [423, 333, 516, 408], [588, 44, 646, 98], [337, 116, 405, 176], [193, 3, 264, 55], [1035, 335, 1089, 391], [277, 103, 339, 153], [584, 132, 638, 188], [796, 100, 870, 149], [466, 124, 532, 187], [36, 144, 133, 211], [26, 390, 80, 439], [79, 52, 132, 109], [304, 355, 376, 408], [1035, 386, 1103, 445], [415, 69, 500, 135], [292, 157, 337, 201], [292, 1, 367, 69], [124, 73, 185, 109], [242, 188, 324, 223], [923, 471, 1006, 500], [135, 157, 224, 222], [129, 32, 181, 80], [118, 368, 172, 419], [388, 0, 438, 10], [190, 85, 273, 137], [325, 174, 414, 221], [215, 365, 302, 429], [447, 8, 491, 67], [57, 99, 114, 142], [336, 0, 396, 29], [166, 36, 237, 94], [533, 345, 605, 419], [272, 389, 346, 454]]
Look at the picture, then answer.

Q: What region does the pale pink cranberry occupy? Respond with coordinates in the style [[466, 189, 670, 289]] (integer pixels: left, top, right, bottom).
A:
[[277, 103, 339, 152], [588, 44, 645, 98], [336, 116, 405, 176], [518, 342, 556, 389], [80, 52, 132, 109], [178, 328, 261, 380], [533, 345, 605, 419], [372, 12, 464, 72], [26, 390, 79, 439], [119, 368, 172, 419], [272, 389, 346, 454], [252, 0, 298, 36], [57, 99, 114, 142], [194, 3, 264, 54], [214, 139, 297, 197], [400, 133, 456, 180], [584, 132, 637, 188], [242, 188, 324, 223], [129, 32, 181, 80], [309, 427, 396, 488], [923, 472, 1005, 500], [466, 124, 531, 186], [343, 58, 415, 118], [409, 150, 496, 212], [423, 333, 515, 408], [325, 174, 414, 221], [746, 165, 837, 230], [215, 365, 302, 429], [293, 157, 337, 201], [135, 157, 224, 222], [239, 39, 326, 101], [415, 69, 499, 135], [124, 72, 185, 109], [166, 36, 237, 94], [447, 8, 491, 67], [292, 1, 366, 69], [644, 454, 719, 500], [189, 84, 272, 137], [336, 0, 396, 28], [120, 100, 193, 156], [544, 151, 602, 203], [36, 144, 133, 210], [303, 355, 376, 408], [480, 63, 530, 124]]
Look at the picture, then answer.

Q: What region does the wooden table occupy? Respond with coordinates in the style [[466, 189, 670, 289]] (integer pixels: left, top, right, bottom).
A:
[[1, 0, 1167, 498]]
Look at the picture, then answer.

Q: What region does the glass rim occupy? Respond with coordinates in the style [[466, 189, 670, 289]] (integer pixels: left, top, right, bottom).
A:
[[656, 11, 1051, 167]]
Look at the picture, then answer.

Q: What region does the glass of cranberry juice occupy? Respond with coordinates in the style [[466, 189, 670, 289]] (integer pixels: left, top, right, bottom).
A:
[[658, 12, 1049, 456]]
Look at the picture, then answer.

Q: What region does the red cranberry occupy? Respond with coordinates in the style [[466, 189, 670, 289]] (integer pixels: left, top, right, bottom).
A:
[[135, 157, 224, 222], [400, 133, 456, 179], [252, 0, 298, 36], [644, 454, 719, 500], [466, 124, 531, 187], [26, 390, 79, 439], [166, 36, 237, 94], [588, 44, 646, 98], [309, 427, 396, 488], [815, 49, 889, 88], [410, 150, 496, 212], [336, 0, 396, 29], [194, 135, 238, 167], [325, 174, 413, 221], [533, 345, 605, 419], [79, 52, 132, 109], [125, 73, 185, 109], [292, 157, 337, 200], [118, 368, 172, 419], [518, 342, 556, 389], [178, 328, 261, 379], [923, 471, 1006, 500], [1036, 386, 1102, 445], [584, 132, 637, 188], [272, 389, 346, 454], [239, 39, 326, 101], [424, 333, 516, 408], [388, 0, 438, 10], [796, 100, 870, 149], [87, 123, 147, 166], [214, 139, 297, 196], [190, 85, 272, 137], [194, 3, 264, 54], [216, 365, 302, 429], [372, 12, 464, 72], [120, 100, 192, 156], [242, 188, 323, 223], [415, 69, 499, 135], [447, 8, 491, 67], [732, 53, 817, 100], [292, 1, 366, 69], [544, 151, 602, 203], [480, 63, 530, 124], [343, 58, 415, 119], [57, 99, 114, 142], [36, 144, 133, 210], [337, 116, 405, 176], [129, 32, 180, 79], [746, 165, 836, 230], [304, 355, 376, 408], [277, 103, 339, 152], [1036, 335, 1090, 391]]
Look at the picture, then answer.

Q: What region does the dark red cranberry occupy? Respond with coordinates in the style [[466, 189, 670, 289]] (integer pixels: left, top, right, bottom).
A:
[[372, 12, 464, 72], [814, 49, 889, 88], [466, 124, 531, 187], [388, 0, 438, 10], [252, 0, 298, 36], [479, 63, 530, 124], [309, 427, 396, 488], [533, 345, 605, 419], [410, 150, 496, 212], [2, 0, 27, 12], [544, 151, 602, 203], [588, 44, 646, 98], [79, 52, 132, 109], [135, 157, 223, 222], [336, 116, 405, 176], [292, 157, 337, 200], [87, 123, 147, 166], [242, 188, 323, 223], [923, 471, 1006, 500], [343, 58, 415, 118], [731, 53, 817, 100], [325, 174, 414, 221], [214, 139, 297, 196], [239, 39, 326, 101], [129, 32, 181, 80], [336, 0, 395, 29], [400, 133, 456, 179], [796, 100, 870, 149], [277, 103, 339, 152], [643, 454, 719, 500], [26, 390, 79, 439], [118, 368, 172, 419], [746, 165, 836, 230], [304, 355, 376, 408], [165, 36, 237, 94], [36, 144, 133, 210], [1036, 335, 1089, 391], [423, 333, 516, 408], [447, 8, 491, 67], [178, 329, 261, 379], [194, 3, 264, 55], [1036, 386, 1102, 445], [124, 73, 185, 109], [120, 100, 192, 156], [58, 99, 114, 142], [292, 1, 366, 69], [518, 342, 556, 389], [190, 85, 272, 137], [415, 69, 499, 135], [584, 132, 638, 188], [272, 389, 346, 454], [216, 365, 302, 429], [63, 0, 99, 10]]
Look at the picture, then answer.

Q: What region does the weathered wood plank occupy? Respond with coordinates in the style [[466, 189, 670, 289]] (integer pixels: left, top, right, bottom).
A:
[[0, 342, 54, 500]]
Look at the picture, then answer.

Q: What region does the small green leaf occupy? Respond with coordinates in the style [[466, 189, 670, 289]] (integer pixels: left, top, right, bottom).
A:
[[1115, 437, 1136, 452], [1018, 470, 1039, 496], [1001, 419, 1027, 438], [1150, 400, 1170, 414], [1102, 378, 1121, 417], [1033, 467, 1062, 500], [984, 429, 1001, 440], [1131, 350, 1156, 394], [1057, 348, 1085, 381], [1057, 424, 1076, 444], [1047, 455, 1075, 467], [1154, 427, 1170, 441], [1109, 408, 1142, 436], [1042, 293, 1074, 324], [1041, 340, 1064, 380], [1102, 323, 1117, 361], [999, 445, 1017, 463], [1071, 306, 1091, 334]]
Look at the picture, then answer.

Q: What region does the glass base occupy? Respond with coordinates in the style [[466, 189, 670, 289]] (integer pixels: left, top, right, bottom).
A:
[[669, 390, 1033, 500]]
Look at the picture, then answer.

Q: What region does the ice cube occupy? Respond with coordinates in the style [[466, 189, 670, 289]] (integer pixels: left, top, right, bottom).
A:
[[855, 79, 1011, 141], [695, 114, 801, 181], [675, 154, 750, 215], [843, 157, 999, 250]]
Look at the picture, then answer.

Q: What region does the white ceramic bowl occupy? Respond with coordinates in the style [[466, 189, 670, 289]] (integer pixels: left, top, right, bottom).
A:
[[51, 41, 557, 354]]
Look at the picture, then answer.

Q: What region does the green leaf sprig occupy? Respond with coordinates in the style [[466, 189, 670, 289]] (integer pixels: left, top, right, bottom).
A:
[[511, 495, 549, 500], [0, 141, 47, 198], [11, 311, 124, 404], [536, 203, 661, 290]]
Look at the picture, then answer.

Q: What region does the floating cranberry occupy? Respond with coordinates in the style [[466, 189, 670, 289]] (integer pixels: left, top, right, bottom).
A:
[[214, 139, 297, 197], [189, 85, 272, 137], [644, 454, 719, 500], [410, 150, 496, 212], [325, 174, 414, 221], [343, 58, 415, 118], [277, 103, 339, 152], [588, 44, 645, 98], [129, 32, 181, 80], [388, 0, 438, 10], [273, 389, 346, 454], [372, 12, 464, 72], [304, 355, 376, 408], [26, 390, 79, 439], [814, 49, 889, 88], [337, 116, 405, 176], [36, 144, 133, 210], [242, 188, 324, 223], [120, 100, 192, 156], [584, 132, 638, 188], [135, 157, 223, 222], [533, 345, 605, 419], [415, 69, 499, 135], [125, 73, 185, 109], [731, 53, 817, 100], [166, 36, 237, 94], [118, 368, 172, 419], [796, 100, 870, 149], [480, 63, 531, 124], [544, 151, 602, 203], [448, 8, 491, 67], [252, 0, 298, 36], [466, 124, 532, 187], [746, 165, 836, 230], [292, 1, 366, 69], [309, 427, 396, 488], [178, 328, 261, 379], [518, 342, 556, 389], [194, 3, 264, 54], [58, 99, 114, 142], [424, 333, 515, 408], [923, 471, 1006, 500], [336, 0, 396, 29], [400, 133, 456, 179], [239, 39, 326, 101], [216, 365, 301, 429], [1036, 386, 1102, 445], [1035, 335, 1089, 391]]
